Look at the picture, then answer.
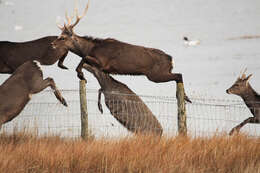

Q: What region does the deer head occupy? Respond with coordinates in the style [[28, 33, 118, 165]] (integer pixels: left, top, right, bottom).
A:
[[51, 0, 89, 50], [226, 68, 253, 96]]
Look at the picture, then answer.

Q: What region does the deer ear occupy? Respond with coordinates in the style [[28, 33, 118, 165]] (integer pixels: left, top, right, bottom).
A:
[[245, 74, 252, 86], [245, 74, 253, 81]]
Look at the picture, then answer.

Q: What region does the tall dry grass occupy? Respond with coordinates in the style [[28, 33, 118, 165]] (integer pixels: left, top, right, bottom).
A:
[[0, 132, 259, 173]]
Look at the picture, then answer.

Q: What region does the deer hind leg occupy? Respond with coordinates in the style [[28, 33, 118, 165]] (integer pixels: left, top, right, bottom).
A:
[[146, 72, 183, 83], [31, 77, 68, 107], [146, 72, 191, 103], [229, 117, 259, 135]]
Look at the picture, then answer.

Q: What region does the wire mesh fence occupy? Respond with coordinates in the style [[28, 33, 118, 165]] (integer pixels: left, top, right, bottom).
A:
[[1, 89, 260, 138]]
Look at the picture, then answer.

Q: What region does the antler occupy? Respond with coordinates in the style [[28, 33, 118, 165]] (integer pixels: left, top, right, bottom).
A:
[[240, 68, 247, 79], [70, 0, 90, 28], [56, 16, 64, 30], [57, 0, 89, 30]]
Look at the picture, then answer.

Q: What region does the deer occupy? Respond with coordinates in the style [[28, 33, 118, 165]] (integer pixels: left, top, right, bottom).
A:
[[226, 69, 260, 135], [0, 36, 69, 74], [82, 63, 163, 136], [51, 0, 191, 103], [0, 60, 68, 129]]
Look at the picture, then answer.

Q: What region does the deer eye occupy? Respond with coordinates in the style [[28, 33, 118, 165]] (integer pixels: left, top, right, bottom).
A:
[[59, 36, 65, 41]]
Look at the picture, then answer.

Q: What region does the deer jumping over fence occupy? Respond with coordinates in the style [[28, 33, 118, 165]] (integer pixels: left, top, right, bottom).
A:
[[82, 63, 163, 136], [0, 60, 67, 129], [51, 0, 191, 103], [0, 36, 69, 74], [226, 69, 260, 135]]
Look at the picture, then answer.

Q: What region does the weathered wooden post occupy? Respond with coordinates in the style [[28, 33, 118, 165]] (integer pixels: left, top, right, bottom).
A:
[[79, 80, 88, 140], [176, 80, 187, 136]]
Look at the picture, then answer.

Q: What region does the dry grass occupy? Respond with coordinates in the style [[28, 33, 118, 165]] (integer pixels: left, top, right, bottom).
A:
[[0, 132, 259, 173]]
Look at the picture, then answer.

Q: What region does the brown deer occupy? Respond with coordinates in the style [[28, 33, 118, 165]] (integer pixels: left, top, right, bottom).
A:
[[0, 36, 69, 74], [0, 60, 67, 129], [82, 63, 163, 136], [51, 0, 191, 103], [226, 69, 260, 135]]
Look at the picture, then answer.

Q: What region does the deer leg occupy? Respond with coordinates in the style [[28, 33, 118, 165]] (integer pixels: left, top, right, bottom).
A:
[[98, 88, 104, 114], [146, 72, 183, 83], [76, 56, 102, 81], [76, 59, 87, 81], [57, 52, 69, 70], [147, 72, 191, 103], [229, 117, 259, 135], [32, 77, 68, 107]]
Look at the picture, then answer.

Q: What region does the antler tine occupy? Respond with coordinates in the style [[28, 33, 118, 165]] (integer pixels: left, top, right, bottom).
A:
[[241, 68, 247, 79], [65, 10, 72, 25], [56, 16, 64, 30], [71, 0, 90, 28], [56, 21, 64, 30]]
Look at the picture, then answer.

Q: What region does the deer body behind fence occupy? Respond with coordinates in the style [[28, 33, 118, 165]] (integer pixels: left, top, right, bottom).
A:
[[226, 70, 260, 135], [0, 36, 69, 74], [0, 60, 67, 129], [83, 63, 163, 136]]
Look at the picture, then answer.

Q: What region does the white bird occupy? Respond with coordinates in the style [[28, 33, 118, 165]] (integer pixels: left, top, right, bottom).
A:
[[14, 25, 23, 31], [183, 36, 200, 46]]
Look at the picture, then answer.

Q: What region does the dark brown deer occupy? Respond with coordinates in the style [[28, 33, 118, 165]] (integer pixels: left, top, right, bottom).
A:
[[0, 36, 69, 74], [226, 69, 260, 135], [51, 1, 191, 103], [0, 60, 67, 129], [82, 63, 163, 136]]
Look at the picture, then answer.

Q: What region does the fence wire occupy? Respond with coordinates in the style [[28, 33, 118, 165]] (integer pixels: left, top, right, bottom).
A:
[[1, 89, 260, 138]]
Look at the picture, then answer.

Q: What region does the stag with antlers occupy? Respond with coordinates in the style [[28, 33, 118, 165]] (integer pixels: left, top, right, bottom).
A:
[[52, 0, 191, 102], [226, 69, 260, 135]]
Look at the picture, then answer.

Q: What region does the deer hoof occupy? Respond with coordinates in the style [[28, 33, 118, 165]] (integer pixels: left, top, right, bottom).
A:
[[229, 128, 239, 136], [58, 64, 69, 70], [61, 65, 69, 70], [61, 98, 68, 107], [184, 94, 192, 103], [78, 73, 87, 82]]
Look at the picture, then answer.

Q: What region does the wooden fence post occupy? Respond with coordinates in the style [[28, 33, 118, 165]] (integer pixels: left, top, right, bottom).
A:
[[79, 80, 88, 140], [176, 81, 187, 136]]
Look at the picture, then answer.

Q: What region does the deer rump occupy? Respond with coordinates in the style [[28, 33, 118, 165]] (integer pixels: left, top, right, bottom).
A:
[[101, 91, 163, 136]]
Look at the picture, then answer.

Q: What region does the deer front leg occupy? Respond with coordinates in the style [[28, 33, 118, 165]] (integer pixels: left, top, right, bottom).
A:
[[98, 89, 104, 114], [76, 59, 86, 81], [57, 52, 69, 70], [76, 56, 102, 81], [48, 78, 68, 107], [32, 77, 68, 107], [229, 117, 259, 135]]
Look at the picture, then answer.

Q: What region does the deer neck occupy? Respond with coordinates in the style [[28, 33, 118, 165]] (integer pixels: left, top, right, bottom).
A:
[[241, 84, 260, 109], [70, 36, 95, 58]]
